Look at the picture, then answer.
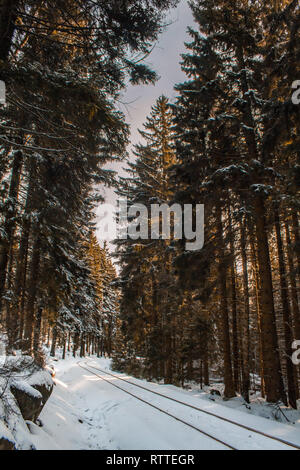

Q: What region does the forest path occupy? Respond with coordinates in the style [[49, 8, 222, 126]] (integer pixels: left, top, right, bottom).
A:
[[29, 356, 300, 450]]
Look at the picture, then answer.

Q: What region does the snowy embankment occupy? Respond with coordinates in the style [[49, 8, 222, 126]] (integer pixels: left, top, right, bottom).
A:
[[0, 356, 54, 449], [27, 356, 300, 450]]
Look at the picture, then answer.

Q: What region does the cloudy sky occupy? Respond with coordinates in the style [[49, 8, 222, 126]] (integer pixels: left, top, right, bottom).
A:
[[96, 0, 195, 245], [121, 0, 194, 150]]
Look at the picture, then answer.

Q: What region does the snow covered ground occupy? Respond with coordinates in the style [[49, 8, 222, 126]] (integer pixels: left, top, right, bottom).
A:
[[28, 356, 300, 450]]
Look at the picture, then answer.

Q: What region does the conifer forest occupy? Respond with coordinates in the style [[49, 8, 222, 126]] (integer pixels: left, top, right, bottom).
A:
[[0, 0, 300, 452]]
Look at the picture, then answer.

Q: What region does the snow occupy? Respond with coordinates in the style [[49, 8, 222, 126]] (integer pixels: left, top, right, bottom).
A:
[[11, 379, 42, 400], [28, 369, 53, 391], [0, 354, 54, 450], [0, 388, 35, 450], [0, 420, 14, 443], [28, 356, 300, 450]]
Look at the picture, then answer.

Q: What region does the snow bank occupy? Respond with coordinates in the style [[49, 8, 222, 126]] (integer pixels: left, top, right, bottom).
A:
[[0, 355, 54, 450]]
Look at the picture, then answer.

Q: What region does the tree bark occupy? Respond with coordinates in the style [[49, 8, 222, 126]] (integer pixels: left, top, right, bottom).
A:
[[216, 205, 235, 398], [62, 333, 66, 360], [228, 209, 239, 392], [0, 0, 20, 62], [274, 209, 298, 408], [291, 211, 300, 278], [254, 197, 286, 404], [11, 176, 33, 343], [73, 331, 79, 358], [250, 234, 265, 397], [33, 306, 43, 357], [23, 231, 41, 355], [285, 221, 300, 393], [240, 218, 251, 403], [285, 222, 300, 339], [0, 150, 23, 314], [236, 43, 285, 403], [203, 351, 209, 386], [80, 335, 85, 358], [50, 326, 57, 357], [7, 223, 30, 349], [5, 243, 15, 352]]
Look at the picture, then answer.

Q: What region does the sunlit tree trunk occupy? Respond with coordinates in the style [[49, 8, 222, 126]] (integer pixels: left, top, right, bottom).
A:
[[217, 205, 235, 398], [291, 211, 300, 278], [50, 326, 57, 357], [240, 218, 250, 403]]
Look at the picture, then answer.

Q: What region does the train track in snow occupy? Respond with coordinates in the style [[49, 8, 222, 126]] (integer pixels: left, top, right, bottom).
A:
[[78, 361, 300, 451], [78, 361, 236, 450]]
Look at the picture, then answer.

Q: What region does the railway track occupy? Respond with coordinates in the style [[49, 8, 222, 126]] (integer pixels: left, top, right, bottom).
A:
[[78, 361, 300, 450], [78, 361, 236, 450]]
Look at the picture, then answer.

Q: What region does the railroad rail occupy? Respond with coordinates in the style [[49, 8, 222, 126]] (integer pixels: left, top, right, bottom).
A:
[[79, 360, 300, 451], [78, 361, 236, 450]]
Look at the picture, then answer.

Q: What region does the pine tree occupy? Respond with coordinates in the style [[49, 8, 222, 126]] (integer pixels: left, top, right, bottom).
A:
[[171, 0, 299, 404], [0, 1, 180, 358], [115, 96, 178, 381]]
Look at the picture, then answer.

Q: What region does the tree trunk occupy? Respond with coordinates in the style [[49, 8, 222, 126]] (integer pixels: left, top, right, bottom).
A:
[[165, 330, 173, 384], [0, 150, 23, 314], [23, 231, 41, 355], [80, 335, 85, 358], [274, 209, 298, 408], [285, 221, 300, 391], [18, 229, 30, 342], [217, 205, 235, 399], [254, 197, 286, 404], [203, 351, 209, 386], [229, 209, 239, 392], [199, 361, 203, 389], [50, 327, 57, 357], [33, 306, 43, 356], [291, 211, 300, 278], [10, 172, 33, 343], [250, 233, 265, 397], [236, 42, 285, 403], [0, 0, 20, 62], [240, 218, 251, 403], [285, 222, 300, 338], [46, 326, 51, 348], [73, 332, 79, 358], [5, 244, 15, 352], [62, 334, 66, 360]]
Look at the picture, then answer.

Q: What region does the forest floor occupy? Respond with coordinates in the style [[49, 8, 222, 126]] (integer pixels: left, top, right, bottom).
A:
[[26, 355, 300, 450]]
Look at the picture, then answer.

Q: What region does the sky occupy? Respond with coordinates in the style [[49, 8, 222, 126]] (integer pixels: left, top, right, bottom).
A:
[[119, 0, 195, 152], [96, 0, 195, 246]]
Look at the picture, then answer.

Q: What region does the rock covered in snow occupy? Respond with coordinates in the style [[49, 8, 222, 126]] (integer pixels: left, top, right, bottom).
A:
[[9, 361, 54, 423], [10, 381, 43, 423], [0, 355, 54, 449]]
